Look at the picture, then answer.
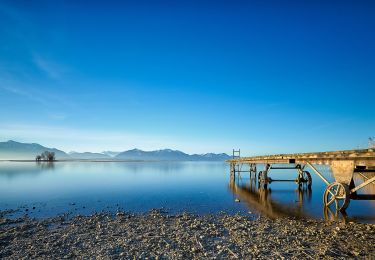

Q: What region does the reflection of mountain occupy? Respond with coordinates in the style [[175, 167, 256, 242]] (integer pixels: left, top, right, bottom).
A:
[[0, 140, 69, 160], [0, 161, 55, 179], [229, 178, 311, 219]]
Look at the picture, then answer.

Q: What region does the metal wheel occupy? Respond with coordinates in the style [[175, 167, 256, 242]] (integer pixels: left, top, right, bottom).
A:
[[323, 182, 350, 212]]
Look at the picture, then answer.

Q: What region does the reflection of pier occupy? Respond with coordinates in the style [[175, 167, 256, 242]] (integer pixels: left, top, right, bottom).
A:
[[229, 175, 312, 219], [227, 149, 375, 212]]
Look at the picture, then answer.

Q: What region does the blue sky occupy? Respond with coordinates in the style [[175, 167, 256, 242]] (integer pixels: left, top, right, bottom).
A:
[[0, 0, 374, 154]]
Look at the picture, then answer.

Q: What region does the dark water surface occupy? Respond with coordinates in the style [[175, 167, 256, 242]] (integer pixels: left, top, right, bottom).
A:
[[0, 161, 374, 222]]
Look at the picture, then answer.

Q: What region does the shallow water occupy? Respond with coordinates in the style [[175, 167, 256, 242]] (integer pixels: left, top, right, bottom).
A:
[[0, 161, 374, 222]]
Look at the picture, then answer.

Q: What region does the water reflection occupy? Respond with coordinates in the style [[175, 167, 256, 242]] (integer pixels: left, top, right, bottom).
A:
[[229, 176, 312, 219], [36, 161, 55, 170], [0, 161, 374, 222], [323, 205, 375, 223], [229, 166, 375, 222], [323, 207, 348, 222]]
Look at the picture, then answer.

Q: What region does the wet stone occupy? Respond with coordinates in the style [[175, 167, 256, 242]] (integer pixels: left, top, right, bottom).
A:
[[0, 210, 374, 259]]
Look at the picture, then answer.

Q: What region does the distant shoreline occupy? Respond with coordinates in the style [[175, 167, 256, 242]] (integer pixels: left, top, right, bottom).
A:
[[0, 140, 231, 162], [0, 159, 227, 163]]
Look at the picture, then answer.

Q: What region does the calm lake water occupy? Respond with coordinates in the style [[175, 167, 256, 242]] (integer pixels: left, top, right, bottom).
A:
[[0, 161, 374, 223]]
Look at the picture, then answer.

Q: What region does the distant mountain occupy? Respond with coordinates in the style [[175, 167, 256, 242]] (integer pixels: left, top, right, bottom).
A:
[[190, 153, 232, 161], [102, 151, 121, 157], [0, 140, 70, 160], [115, 148, 230, 161], [69, 152, 111, 160], [0, 140, 231, 161], [115, 148, 189, 161]]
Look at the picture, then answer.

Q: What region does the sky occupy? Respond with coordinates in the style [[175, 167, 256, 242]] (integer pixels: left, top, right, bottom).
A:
[[0, 0, 374, 155]]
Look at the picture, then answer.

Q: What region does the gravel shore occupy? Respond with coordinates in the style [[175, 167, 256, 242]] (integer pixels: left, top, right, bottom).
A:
[[1, 210, 374, 259]]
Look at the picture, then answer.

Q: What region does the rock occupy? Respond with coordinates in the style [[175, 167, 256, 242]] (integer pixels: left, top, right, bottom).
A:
[[0, 209, 374, 259], [352, 251, 360, 256]]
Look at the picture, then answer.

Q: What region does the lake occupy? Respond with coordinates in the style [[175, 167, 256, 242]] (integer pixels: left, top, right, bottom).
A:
[[0, 161, 374, 222]]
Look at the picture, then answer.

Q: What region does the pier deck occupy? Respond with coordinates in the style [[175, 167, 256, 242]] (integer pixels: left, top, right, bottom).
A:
[[226, 149, 375, 212], [227, 149, 375, 166]]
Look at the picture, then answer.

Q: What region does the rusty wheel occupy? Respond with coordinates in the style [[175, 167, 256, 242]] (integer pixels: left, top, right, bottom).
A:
[[323, 182, 350, 212]]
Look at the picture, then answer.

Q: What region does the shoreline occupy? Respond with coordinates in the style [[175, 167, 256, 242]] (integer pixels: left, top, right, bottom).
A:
[[1, 210, 374, 258], [0, 160, 227, 163]]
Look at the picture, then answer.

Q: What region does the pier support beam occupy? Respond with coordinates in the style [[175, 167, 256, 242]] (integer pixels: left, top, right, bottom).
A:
[[258, 164, 271, 188]]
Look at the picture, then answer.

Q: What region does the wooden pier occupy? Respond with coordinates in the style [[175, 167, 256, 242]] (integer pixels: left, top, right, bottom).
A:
[[227, 149, 375, 211]]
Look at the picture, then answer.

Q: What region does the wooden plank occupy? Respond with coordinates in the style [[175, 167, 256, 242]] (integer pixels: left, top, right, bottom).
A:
[[226, 149, 375, 164]]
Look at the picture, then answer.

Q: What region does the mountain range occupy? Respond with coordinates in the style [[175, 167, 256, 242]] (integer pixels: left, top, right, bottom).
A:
[[0, 140, 230, 161]]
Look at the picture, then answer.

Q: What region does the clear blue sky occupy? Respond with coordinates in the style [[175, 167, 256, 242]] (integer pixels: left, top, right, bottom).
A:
[[0, 0, 374, 154]]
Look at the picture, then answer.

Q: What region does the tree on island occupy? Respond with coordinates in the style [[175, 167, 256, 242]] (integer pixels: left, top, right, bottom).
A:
[[35, 151, 56, 162]]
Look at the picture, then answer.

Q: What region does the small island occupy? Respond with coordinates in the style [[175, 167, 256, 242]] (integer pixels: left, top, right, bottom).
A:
[[35, 151, 56, 162]]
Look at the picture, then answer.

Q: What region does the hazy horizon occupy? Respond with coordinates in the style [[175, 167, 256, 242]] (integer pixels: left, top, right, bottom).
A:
[[1, 1, 374, 155], [0, 139, 232, 155]]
